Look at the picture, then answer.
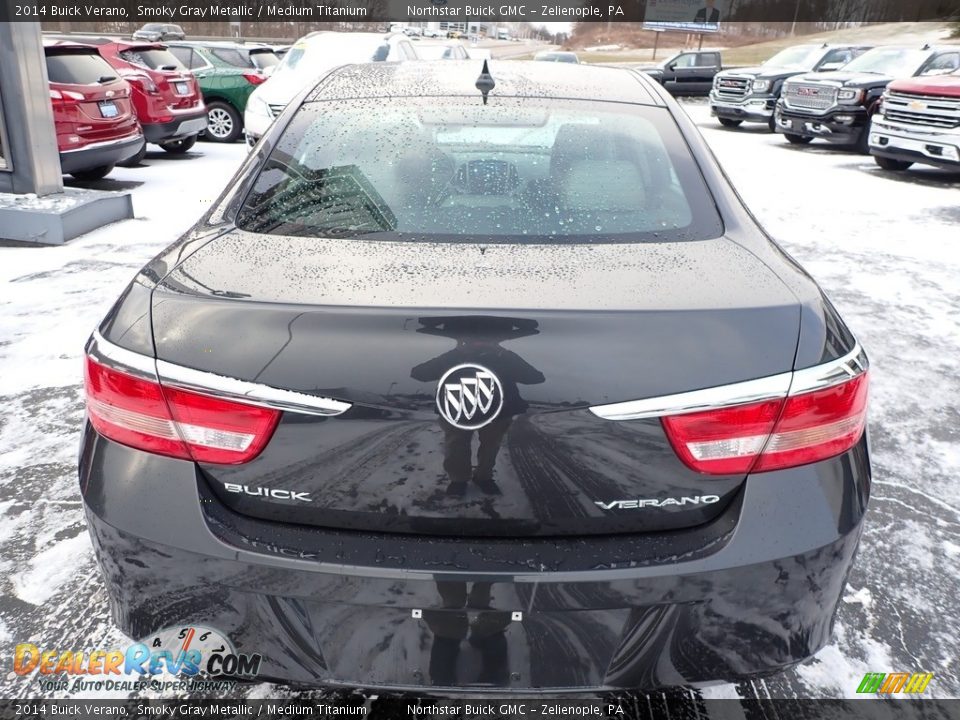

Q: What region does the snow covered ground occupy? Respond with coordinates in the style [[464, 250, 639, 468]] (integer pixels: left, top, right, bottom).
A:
[[1, 101, 958, 703]]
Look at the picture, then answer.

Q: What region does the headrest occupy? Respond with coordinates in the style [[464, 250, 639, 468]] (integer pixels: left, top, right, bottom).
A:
[[551, 125, 620, 176], [559, 160, 645, 211]]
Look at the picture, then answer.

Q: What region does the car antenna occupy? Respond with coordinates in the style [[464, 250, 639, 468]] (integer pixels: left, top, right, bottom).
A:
[[475, 60, 495, 105]]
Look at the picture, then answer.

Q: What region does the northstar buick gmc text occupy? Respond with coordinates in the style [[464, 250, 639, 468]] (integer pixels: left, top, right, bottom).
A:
[[80, 61, 871, 692]]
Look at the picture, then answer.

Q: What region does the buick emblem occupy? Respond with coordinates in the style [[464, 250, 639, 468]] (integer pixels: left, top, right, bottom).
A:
[[436, 364, 504, 430]]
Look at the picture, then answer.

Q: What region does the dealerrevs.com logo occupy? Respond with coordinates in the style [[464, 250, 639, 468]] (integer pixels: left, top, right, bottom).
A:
[[13, 625, 262, 692]]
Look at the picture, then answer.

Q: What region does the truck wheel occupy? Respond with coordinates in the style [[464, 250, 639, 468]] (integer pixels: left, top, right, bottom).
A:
[[718, 118, 742, 128], [204, 102, 242, 143], [160, 136, 197, 154], [785, 134, 812, 145], [117, 139, 147, 168], [70, 164, 114, 181], [875, 156, 913, 172]]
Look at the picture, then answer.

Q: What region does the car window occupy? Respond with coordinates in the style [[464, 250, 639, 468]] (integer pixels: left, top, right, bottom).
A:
[[841, 48, 931, 76], [211, 47, 253, 68], [46, 51, 117, 84], [922, 53, 960, 75], [119, 48, 186, 71], [763, 45, 824, 70], [250, 49, 279, 69], [237, 97, 722, 244], [141, 24, 162, 31], [673, 54, 697, 68], [697, 53, 719, 66], [820, 48, 854, 67], [168, 46, 194, 68]]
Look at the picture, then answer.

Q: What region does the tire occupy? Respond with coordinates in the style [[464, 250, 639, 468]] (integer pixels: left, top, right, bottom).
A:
[[875, 156, 913, 172], [70, 164, 114, 181], [785, 134, 813, 145], [116, 139, 147, 168], [768, 115, 777, 132], [159, 135, 197, 154], [718, 118, 742, 128], [204, 102, 242, 143]]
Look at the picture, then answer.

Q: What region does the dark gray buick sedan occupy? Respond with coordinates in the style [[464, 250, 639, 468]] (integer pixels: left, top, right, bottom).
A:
[[80, 61, 870, 692]]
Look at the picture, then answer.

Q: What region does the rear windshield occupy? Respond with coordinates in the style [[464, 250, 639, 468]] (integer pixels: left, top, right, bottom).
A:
[[46, 51, 117, 85], [237, 98, 722, 244], [119, 48, 185, 71], [249, 49, 279, 69], [210, 47, 254, 68]]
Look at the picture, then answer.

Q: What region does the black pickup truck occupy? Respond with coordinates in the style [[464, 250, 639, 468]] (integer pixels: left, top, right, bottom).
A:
[[710, 44, 871, 130], [776, 45, 960, 152], [640, 50, 723, 96]]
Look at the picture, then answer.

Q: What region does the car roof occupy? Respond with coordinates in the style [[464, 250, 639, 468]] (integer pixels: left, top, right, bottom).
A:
[[306, 61, 662, 106]]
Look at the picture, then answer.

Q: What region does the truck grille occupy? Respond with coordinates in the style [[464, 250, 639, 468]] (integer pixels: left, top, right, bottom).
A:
[[714, 76, 750, 99], [784, 84, 837, 112], [883, 91, 960, 129]]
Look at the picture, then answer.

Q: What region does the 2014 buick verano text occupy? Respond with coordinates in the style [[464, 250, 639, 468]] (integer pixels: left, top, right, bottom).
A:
[[80, 61, 870, 693]]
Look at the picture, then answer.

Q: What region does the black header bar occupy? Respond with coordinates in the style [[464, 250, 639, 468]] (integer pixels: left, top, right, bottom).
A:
[[1, 0, 958, 24]]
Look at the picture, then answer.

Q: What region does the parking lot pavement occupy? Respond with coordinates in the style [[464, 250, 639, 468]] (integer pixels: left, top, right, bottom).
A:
[[1, 103, 958, 703]]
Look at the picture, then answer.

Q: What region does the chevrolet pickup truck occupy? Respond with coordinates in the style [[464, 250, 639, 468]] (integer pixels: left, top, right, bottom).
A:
[[868, 71, 960, 171], [710, 44, 870, 130]]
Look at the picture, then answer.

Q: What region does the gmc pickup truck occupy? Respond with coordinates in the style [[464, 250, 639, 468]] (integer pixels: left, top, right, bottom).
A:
[[868, 71, 960, 171], [775, 45, 960, 152], [710, 44, 870, 130], [640, 50, 722, 96]]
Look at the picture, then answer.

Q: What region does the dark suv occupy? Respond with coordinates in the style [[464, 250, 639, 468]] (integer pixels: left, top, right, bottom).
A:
[[133, 24, 185, 42], [710, 44, 870, 131], [167, 41, 279, 143], [776, 45, 960, 151]]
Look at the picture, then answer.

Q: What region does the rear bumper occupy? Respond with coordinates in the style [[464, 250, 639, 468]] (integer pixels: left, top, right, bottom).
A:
[[775, 103, 869, 144], [59, 133, 144, 174], [142, 109, 208, 144], [80, 426, 870, 693], [709, 92, 776, 123], [868, 116, 960, 169]]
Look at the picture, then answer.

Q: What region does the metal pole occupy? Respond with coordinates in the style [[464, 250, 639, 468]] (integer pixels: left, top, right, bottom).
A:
[[0, 19, 64, 196], [652, 31, 660, 61]]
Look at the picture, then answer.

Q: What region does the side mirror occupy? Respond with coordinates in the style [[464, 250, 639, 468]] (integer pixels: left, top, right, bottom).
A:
[[667, 63, 677, 71]]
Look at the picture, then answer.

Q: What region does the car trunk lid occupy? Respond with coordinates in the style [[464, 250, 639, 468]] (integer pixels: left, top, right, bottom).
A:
[[149, 231, 800, 537]]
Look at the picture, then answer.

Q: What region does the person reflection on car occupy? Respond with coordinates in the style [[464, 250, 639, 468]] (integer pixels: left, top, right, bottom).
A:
[[423, 580, 511, 687], [411, 316, 545, 497]]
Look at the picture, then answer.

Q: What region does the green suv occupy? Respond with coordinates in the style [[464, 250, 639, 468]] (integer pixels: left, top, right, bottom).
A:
[[166, 41, 278, 143]]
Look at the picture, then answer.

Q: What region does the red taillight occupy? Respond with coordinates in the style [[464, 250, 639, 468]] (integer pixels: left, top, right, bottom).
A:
[[84, 357, 280, 465], [50, 88, 84, 105], [242, 72, 266, 86], [662, 372, 868, 475], [124, 72, 158, 94]]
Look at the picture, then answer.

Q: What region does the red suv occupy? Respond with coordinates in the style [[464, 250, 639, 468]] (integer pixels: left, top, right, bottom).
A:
[[70, 38, 207, 163], [44, 40, 143, 180]]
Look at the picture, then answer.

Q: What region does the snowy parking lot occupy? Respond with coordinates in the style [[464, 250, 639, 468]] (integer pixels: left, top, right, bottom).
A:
[[1, 98, 959, 703]]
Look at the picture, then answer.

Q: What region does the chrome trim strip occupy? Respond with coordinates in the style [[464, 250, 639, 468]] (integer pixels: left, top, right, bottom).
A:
[[789, 342, 868, 396], [88, 331, 351, 417], [589, 373, 793, 422], [590, 342, 867, 422], [86, 331, 157, 379]]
